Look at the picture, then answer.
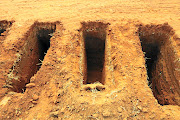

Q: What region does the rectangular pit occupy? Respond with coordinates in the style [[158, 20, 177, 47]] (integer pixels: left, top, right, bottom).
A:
[[138, 23, 180, 105], [81, 22, 108, 85], [7, 22, 58, 93]]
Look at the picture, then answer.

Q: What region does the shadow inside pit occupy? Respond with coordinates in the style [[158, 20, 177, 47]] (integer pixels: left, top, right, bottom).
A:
[[0, 20, 13, 36], [37, 29, 54, 61], [141, 41, 160, 86], [0, 28, 6, 35], [85, 36, 105, 84]]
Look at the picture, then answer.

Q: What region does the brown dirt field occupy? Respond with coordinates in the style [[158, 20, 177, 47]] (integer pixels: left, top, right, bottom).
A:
[[0, 0, 180, 119]]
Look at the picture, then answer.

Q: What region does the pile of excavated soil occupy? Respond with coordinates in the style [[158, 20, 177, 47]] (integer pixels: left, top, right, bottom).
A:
[[0, 0, 179, 119]]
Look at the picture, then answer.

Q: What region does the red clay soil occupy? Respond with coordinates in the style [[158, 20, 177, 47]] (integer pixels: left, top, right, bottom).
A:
[[0, 0, 180, 119]]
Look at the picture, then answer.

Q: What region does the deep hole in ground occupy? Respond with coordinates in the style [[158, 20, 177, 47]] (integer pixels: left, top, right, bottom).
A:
[[8, 22, 57, 93], [138, 23, 179, 105], [0, 28, 6, 34], [85, 36, 105, 84], [37, 29, 54, 61], [81, 22, 108, 84], [140, 38, 160, 86], [0, 20, 13, 40]]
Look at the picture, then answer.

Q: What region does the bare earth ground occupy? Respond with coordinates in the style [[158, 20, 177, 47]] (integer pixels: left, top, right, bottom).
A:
[[0, 0, 180, 119]]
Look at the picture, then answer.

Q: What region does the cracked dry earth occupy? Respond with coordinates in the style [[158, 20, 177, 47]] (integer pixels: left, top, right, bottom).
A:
[[0, 0, 180, 120]]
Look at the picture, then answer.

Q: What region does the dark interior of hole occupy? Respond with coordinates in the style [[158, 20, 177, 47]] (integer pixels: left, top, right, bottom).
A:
[[141, 40, 160, 85], [37, 29, 55, 63], [0, 22, 13, 35], [0, 28, 6, 35], [85, 36, 105, 84]]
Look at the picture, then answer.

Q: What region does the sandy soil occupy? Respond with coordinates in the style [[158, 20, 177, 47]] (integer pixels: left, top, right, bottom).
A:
[[0, 0, 180, 119]]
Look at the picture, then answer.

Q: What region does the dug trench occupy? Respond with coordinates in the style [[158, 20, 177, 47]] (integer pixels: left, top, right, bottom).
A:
[[6, 22, 57, 93], [138, 23, 180, 105], [0, 20, 13, 41], [81, 22, 108, 85]]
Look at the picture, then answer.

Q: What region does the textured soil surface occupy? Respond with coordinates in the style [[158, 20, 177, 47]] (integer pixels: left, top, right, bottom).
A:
[[0, 0, 180, 119]]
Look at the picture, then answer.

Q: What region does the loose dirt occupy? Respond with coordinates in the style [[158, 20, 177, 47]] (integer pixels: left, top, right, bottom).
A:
[[0, 0, 180, 119]]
